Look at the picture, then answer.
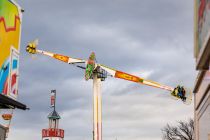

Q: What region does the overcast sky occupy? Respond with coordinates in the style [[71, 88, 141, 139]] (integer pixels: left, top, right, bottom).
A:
[[8, 0, 195, 140]]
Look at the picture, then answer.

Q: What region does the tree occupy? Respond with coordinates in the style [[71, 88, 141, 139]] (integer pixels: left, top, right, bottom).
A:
[[162, 118, 194, 140]]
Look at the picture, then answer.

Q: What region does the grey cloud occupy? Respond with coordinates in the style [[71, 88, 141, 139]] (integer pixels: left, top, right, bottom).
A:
[[8, 0, 195, 140]]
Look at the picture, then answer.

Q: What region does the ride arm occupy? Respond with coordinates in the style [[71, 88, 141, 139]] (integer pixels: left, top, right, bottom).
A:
[[98, 64, 174, 91], [26, 40, 86, 64], [36, 49, 86, 64]]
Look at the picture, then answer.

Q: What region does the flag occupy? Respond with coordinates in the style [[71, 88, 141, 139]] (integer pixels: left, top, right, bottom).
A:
[[51, 90, 56, 107]]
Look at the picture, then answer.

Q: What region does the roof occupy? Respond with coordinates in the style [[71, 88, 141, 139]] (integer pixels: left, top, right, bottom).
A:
[[0, 94, 28, 110], [48, 109, 61, 119]]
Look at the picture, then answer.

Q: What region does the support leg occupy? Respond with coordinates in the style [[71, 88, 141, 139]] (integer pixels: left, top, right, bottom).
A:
[[93, 74, 102, 140]]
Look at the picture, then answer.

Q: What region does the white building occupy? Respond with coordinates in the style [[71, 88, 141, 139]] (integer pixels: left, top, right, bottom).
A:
[[194, 0, 210, 140]]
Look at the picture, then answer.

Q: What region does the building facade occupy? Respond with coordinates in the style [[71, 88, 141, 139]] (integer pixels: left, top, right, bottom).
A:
[[194, 0, 210, 140], [0, 124, 6, 140]]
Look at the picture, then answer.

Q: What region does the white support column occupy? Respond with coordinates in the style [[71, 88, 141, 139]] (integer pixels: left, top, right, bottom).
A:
[[93, 74, 102, 140], [97, 76, 102, 140]]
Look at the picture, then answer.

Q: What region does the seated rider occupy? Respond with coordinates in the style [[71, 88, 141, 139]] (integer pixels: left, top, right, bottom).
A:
[[181, 87, 186, 101], [171, 85, 187, 102], [177, 86, 186, 102]]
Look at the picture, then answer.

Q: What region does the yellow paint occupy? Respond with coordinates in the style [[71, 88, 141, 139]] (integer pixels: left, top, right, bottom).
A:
[[0, 18, 21, 67], [53, 54, 69, 63], [115, 71, 142, 83]]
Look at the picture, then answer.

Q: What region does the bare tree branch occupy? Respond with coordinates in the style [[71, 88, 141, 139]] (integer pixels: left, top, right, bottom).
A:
[[162, 118, 194, 140]]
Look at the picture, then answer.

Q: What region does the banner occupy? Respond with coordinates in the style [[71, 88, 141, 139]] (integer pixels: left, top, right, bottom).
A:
[[0, 0, 22, 100], [51, 90, 56, 107]]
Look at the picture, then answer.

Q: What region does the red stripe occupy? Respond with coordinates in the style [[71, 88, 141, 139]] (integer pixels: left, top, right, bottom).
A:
[[0, 15, 20, 32], [11, 73, 17, 94]]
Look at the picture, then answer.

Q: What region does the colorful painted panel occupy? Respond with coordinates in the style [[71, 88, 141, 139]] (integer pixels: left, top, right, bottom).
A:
[[85, 52, 96, 81], [115, 71, 143, 83], [9, 48, 19, 99], [0, 0, 22, 100], [195, 0, 210, 56]]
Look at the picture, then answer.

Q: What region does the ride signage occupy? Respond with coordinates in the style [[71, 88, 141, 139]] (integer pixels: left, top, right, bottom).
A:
[[42, 128, 64, 138]]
